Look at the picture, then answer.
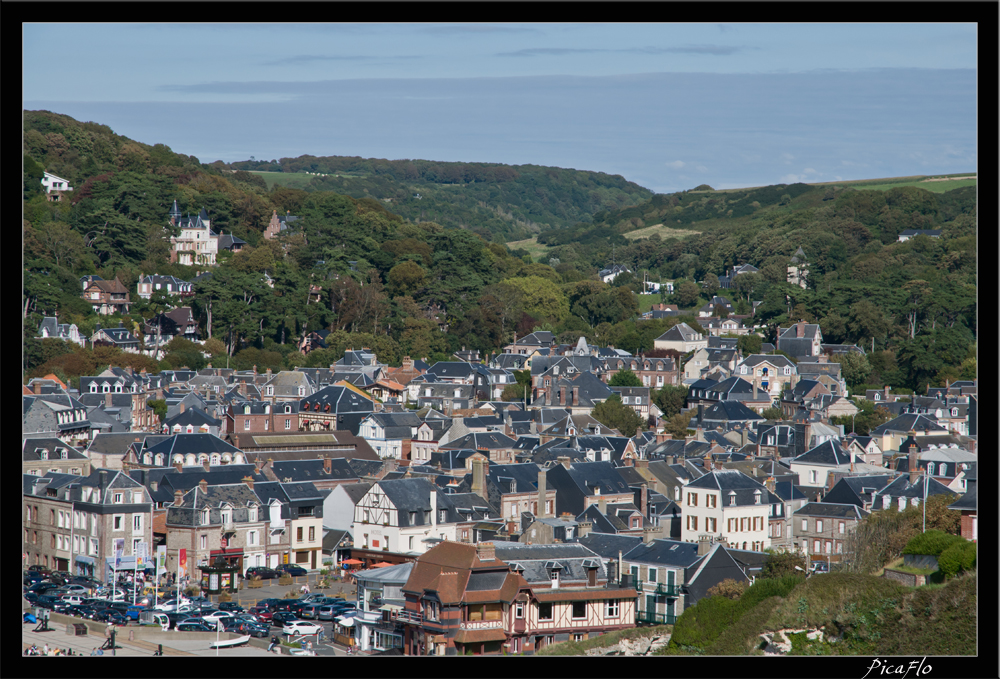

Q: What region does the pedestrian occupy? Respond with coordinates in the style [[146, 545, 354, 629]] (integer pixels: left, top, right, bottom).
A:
[[91, 647, 98, 656], [43, 643, 49, 655], [267, 635, 278, 653]]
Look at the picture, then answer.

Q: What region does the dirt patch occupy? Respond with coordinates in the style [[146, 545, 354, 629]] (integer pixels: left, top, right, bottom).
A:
[[921, 176, 976, 182]]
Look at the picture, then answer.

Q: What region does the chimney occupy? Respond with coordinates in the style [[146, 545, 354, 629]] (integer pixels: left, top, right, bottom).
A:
[[174, 461, 183, 473], [242, 475, 254, 491], [598, 494, 607, 515], [908, 434, 920, 486], [640, 483, 648, 517], [695, 425, 705, 443], [797, 321, 805, 338], [607, 558, 618, 584], [150, 481, 158, 492], [266, 367, 272, 378], [202, 458, 211, 472], [537, 468, 548, 518], [430, 488, 437, 528], [476, 541, 496, 562], [180, 402, 186, 414], [702, 452, 712, 471], [173, 489, 183, 506], [254, 458, 262, 474], [559, 387, 566, 406], [472, 457, 486, 498], [558, 456, 572, 470], [545, 388, 552, 407], [666, 454, 676, 466], [323, 455, 331, 475], [764, 476, 775, 493], [572, 386, 579, 406], [697, 534, 713, 556], [643, 526, 657, 544], [884, 386, 890, 401], [105, 392, 113, 408], [578, 520, 593, 538], [33, 381, 42, 395], [697, 404, 704, 425], [252, 364, 257, 376], [199, 479, 207, 494]]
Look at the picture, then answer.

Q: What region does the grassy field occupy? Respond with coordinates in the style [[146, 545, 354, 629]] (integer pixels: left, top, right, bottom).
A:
[[249, 170, 367, 190], [637, 294, 664, 313], [621, 223, 702, 241], [505, 236, 552, 260], [690, 173, 976, 195], [848, 177, 976, 193]]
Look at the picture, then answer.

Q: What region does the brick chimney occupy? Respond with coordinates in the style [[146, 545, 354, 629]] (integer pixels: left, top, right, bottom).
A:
[[180, 401, 186, 414], [642, 526, 657, 544], [908, 433, 920, 486], [476, 541, 496, 562], [105, 392, 113, 408], [472, 457, 487, 498], [695, 424, 705, 443], [242, 475, 254, 491], [557, 456, 572, 470], [202, 458, 211, 472], [199, 479, 208, 494], [402, 356, 413, 371], [559, 387, 566, 406], [697, 534, 713, 556], [430, 488, 437, 528], [253, 458, 263, 474], [33, 381, 42, 395], [537, 468, 548, 518], [173, 489, 184, 506], [764, 476, 776, 492], [640, 483, 648, 517], [697, 404, 704, 425], [572, 386, 579, 407], [797, 321, 805, 338], [174, 461, 183, 473], [598, 494, 607, 515]]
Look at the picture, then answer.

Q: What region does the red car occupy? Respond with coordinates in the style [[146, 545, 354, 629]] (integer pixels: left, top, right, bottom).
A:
[[249, 606, 273, 622]]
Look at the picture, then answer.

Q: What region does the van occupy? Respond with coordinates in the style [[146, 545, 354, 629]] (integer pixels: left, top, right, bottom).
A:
[[60, 594, 86, 606]]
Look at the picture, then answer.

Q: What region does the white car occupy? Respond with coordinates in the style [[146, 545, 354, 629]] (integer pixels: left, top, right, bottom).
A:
[[282, 621, 323, 637], [200, 611, 236, 625], [154, 598, 191, 612]]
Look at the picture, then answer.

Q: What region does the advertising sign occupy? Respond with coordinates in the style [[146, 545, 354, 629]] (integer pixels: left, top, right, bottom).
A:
[[156, 545, 167, 576], [179, 548, 187, 578]]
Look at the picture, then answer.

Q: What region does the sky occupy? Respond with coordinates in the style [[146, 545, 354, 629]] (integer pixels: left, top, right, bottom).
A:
[[23, 23, 977, 194]]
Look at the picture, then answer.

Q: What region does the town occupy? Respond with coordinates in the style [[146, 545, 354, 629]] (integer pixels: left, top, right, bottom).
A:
[[23, 177, 977, 658]]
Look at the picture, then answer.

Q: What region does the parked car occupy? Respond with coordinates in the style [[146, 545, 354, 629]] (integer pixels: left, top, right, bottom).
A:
[[176, 620, 215, 632], [270, 611, 299, 627], [199, 610, 236, 625], [811, 561, 830, 574], [248, 606, 273, 623], [244, 566, 279, 580], [298, 604, 324, 619], [59, 594, 87, 606], [316, 605, 339, 621], [254, 598, 282, 610], [35, 594, 70, 612], [65, 605, 95, 618], [28, 565, 52, 575], [224, 619, 270, 638], [282, 620, 323, 637], [24, 572, 45, 586], [23, 592, 39, 605], [58, 584, 91, 596], [69, 576, 102, 589], [28, 582, 59, 595], [94, 609, 128, 625], [277, 564, 308, 576], [218, 602, 245, 613]]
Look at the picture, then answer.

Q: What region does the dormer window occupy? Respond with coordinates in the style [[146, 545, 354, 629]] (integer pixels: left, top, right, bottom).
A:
[[267, 386, 274, 396], [754, 490, 762, 505], [729, 491, 737, 506]]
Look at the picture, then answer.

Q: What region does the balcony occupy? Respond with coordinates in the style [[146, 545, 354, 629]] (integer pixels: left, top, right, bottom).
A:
[[635, 610, 677, 626], [653, 583, 681, 597], [459, 619, 503, 630], [396, 609, 423, 625]]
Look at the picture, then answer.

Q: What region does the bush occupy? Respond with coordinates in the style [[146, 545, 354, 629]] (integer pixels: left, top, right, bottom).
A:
[[902, 529, 965, 557], [936, 541, 976, 579], [707, 579, 748, 600]]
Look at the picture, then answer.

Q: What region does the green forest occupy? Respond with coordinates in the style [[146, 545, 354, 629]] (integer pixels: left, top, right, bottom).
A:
[[23, 109, 976, 399]]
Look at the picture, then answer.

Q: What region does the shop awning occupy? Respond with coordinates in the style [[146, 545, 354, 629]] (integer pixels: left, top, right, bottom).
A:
[[335, 617, 355, 627], [74, 555, 95, 565], [370, 561, 394, 568], [342, 558, 363, 565]]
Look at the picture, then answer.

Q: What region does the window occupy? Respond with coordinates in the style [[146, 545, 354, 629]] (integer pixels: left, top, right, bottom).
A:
[[572, 601, 586, 619], [515, 602, 524, 619], [687, 492, 697, 507], [267, 386, 274, 396], [622, 397, 629, 405], [133, 514, 143, 532], [114, 515, 124, 531], [550, 569, 559, 581], [309, 526, 315, 542], [201, 510, 210, 526], [836, 541, 843, 554], [133, 538, 141, 555], [249, 506, 258, 522], [114, 492, 123, 504], [200, 534, 208, 550], [635, 397, 642, 405], [247, 530, 258, 546], [707, 494, 717, 508], [825, 541, 832, 554], [285, 418, 292, 430], [244, 419, 250, 431], [647, 568, 657, 584], [838, 522, 845, 534], [813, 539, 820, 553], [297, 527, 304, 541], [606, 600, 620, 618], [264, 419, 270, 431], [754, 490, 762, 505], [538, 603, 553, 620], [707, 517, 717, 532], [809, 470, 817, 484]]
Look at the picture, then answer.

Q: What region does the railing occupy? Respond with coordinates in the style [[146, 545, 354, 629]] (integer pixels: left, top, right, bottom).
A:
[[654, 583, 681, 597], [635, 610, 676, 625], [396, 609, 422, 625]]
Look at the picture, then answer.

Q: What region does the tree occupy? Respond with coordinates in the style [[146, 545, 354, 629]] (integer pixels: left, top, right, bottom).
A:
[[653, 385, 687, 419], [591, 394, 645, 437], [706, 578, 747, 600], [830, 352, 872, 391], [387, 260, 426, 298], [900, 280, 933, 339], [759, 549, 807, 579], [147, 399, 168, 421], [34, 221, 89, 271], [502, 276, 569, 324], [760, 407, 783, 421], [674, 280, 700, 308], [736, 333, 762, 356], [608, 369, 642, 387], [500, 383, 526, 402], [703, 273, 720, 298], [664, 411, 694, 439]]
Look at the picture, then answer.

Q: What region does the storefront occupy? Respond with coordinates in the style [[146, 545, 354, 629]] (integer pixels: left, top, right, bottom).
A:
[[198, 557, 241, 594], [74, 555, 95, 577]]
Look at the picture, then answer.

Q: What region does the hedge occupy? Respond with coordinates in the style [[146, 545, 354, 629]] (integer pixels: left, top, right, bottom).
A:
[[902, 529, 965, 557]]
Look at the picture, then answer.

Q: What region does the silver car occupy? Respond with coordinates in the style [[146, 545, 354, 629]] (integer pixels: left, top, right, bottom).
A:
[[316, 605, 337, 621]]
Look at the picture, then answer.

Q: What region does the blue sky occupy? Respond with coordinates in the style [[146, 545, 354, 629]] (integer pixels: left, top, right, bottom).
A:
[[23, 23, 977, 194]]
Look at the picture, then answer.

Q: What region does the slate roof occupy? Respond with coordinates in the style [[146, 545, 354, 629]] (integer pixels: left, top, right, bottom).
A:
[[621, 538, 703, 568], [656, 322, 701, 343], [686, 469, 781, 506], [22, 437, 88, 461], [439, 431, 517, 450], [791, 439, 852, 467], [692, 401, 766, 424], [793, 502, 869, 520], [576, 533, 642, 560], [163, 407, 221, 429], [870, 414, 947, 436], [739, 354, 796, 369], [269, 458, 358, 483], [872, 475, 956, 502], [144, 433, 242, 458]]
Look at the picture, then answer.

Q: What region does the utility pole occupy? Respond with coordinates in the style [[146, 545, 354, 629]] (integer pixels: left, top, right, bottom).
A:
[[922, 466, 928, 533]]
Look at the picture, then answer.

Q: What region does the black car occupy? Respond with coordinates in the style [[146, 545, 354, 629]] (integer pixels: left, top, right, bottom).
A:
[[23, 592, 39, 605], [270, 611, 299, 627], [277, 564, 308, 577], [218, 602, 245, 613], [224, 619, 269, 638], [66, 605, 97, 619], [24, 572, 45, 586], [176, 620, 215, 632], [28, 582, 59, 595], [245, 567, 279, 580], [254, 598, 282, 610], [94, 609, 128, 625], [35, 594, 71, 612]]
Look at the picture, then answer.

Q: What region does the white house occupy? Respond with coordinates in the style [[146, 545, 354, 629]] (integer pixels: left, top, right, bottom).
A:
[[679, 469, 779, 552], [41, 171, 72, 200], [654, 322, 708, 353]]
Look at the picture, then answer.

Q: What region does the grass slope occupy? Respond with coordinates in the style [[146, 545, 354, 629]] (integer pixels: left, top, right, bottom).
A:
[[535, 624, 673, 656]]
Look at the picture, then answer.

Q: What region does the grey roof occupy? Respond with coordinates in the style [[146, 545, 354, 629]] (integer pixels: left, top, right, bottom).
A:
[[621, 538, 703, 568], [465, 571, 509, 592], [269, 458, 358, 482], [144, 433, 243, 457], [686, 469, 781, 507], [302, 385, 374, 412], [792, 439, 852, 466], [354, 561, 413, 584], [576, 533, 642, 560], [439, 431, 517, 450], [163, 407, 221, 429], [693, 401, 765, 424], [870, 414, 947, 436], [793, 502, 869, 519], [22, 437, 88, 462]]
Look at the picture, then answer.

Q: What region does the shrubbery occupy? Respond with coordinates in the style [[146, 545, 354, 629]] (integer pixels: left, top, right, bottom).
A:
[[902, 529, 965, 556], [936, 541, 976, 579]]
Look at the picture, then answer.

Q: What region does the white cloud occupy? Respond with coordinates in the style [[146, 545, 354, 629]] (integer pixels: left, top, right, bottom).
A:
[[696, 165, 709, 172], [803, 168, 817, 174], [666, 160, 685, 169], [780, 173, 807, 183]]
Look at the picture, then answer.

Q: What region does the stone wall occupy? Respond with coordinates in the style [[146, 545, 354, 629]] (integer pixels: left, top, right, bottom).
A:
[[882, 568, 925, 587], [903, 554, 939, 571]]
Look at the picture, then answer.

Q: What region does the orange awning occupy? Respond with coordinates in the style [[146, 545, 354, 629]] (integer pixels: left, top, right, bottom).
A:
[[342, 559, 363, 565], [370, 562, 394, 568]]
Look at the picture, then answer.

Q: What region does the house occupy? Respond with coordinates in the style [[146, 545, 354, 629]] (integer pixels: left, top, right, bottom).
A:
[[299, 383, 376, 435], [359, 412, 422, 461], [23, 469, 153, 578], [683, 347, 740, 382], [795, 361, 847, 397], [697, 295, 735, 317], [136, 274, 194, 299], [788, 439, 857, 488], [821, 475, 895, 512], [324, 482, 373, 532], [599, 264, 631, 284], [354, 561, 415, 651], [653, 322, 707, 353], [41, 171, 72, 200], [947, 465, 977, 542], [141, 433, 246, 467], [735, 354, 798, 400], [263, 209, 301, 240], [786, 246, 809, 289], [699, 316, 747, 337], [718, 264, 758, 289], [168, 203, 219, 266], [262, 371, 315, 402], [679, 469, 782, 551], [23, 393, 92, 444], [897, 229, 942, 242], [841, 435, 884, 467], [543, 459, 635, 519], [37, 316, 85, 347], [353, 477, 497, 555], [602, 355, 678, 389], [162, 407, 222, 436], [82, 278, 131, 316], [503, 331, 556, 356], [22, 437, 91, 477], [217, 232, 247, 253], [780, 379, 831, 418], [869, 415, 948, 452], [776, 322, 823, 360], [438, 432, 519, 465], [792, 502, 868, 567], [143, 307, 199, 345]]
